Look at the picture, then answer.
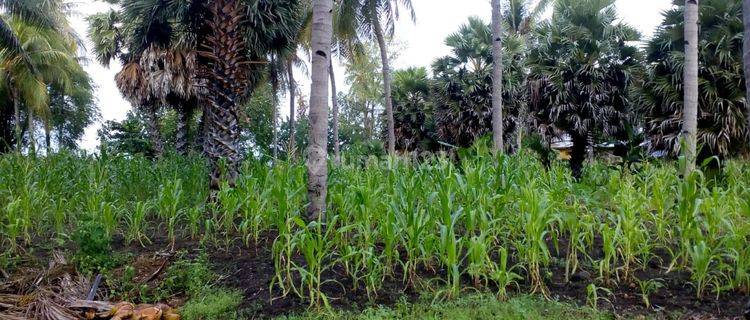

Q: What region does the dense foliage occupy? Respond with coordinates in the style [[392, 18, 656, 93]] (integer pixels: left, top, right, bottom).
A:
[[0, 2, 97, 154], [527, 0, 642, 178], [640, 0, 748, 160]]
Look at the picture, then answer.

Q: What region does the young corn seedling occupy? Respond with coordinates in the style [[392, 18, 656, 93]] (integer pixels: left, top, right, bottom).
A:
[[124, 201, 151, 246], [689, 240, 720, 298], [465, 232, 495, 288], [157, 179, 183, 248], [598, 224, 618, 285], [586, 283, 612, 310], [636, 278, 664, 308], [491, 246, 522, 301]]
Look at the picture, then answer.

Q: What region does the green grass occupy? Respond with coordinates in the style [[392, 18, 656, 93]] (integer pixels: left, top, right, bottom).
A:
[[181, 289, 244, 320], [278, 294, 610, 320]]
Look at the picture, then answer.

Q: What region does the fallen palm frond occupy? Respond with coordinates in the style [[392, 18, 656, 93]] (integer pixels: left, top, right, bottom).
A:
[[0, 252, 180, 320]]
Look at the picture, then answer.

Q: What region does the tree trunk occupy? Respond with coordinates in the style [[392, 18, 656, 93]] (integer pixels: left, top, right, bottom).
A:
[[370, 102, 375, 140], [12, 86, 21, 152], [307, 0, 333, 220], [516, 104, 525, 153], [44, 121, 51, 154], [491, 0, 504, 154], [287, 58, 297, 160], [330, 60, 341, 164], [373, 18, 395, 155], [201, 0, 250, 190], [26, 109, 35, 156], [175, 100, 194, 155], [271, 63, 280, 162], [682, 0, 699, 176], [570, 132, 588, 181], [363, 100, 369, 139], [743, 0, 750, 149], [144, 104, 164, 157]]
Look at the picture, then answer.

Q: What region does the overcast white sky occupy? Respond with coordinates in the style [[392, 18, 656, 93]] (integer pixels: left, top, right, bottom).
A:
[[73, 0, 673, 150]]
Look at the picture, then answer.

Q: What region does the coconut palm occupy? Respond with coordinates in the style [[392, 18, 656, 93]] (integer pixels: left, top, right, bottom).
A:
[[743, 0, 750, 148], [0, 0, 73, 75], [491, 0, 504, 154], [527, 0, 642, 179], [337, 0, 415, 155], [683, 0, 699, 175], [0, 17, 83, 155], [640, 0, 747, 162], [308, 0, 333, 218]]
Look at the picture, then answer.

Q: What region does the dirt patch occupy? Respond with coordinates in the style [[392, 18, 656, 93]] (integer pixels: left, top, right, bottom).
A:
[[4, 234, 748, 319]]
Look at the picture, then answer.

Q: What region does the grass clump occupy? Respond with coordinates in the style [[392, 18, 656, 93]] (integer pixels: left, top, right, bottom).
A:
[[180, 289, 244, 320], [279, 294, 610, 320]]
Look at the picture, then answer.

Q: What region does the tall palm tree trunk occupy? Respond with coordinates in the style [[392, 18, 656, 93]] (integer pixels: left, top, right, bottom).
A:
[[287, 59, 297, 160], [330, 60, 341, 164], [743, 0, 750, 149], [362, 100, 369, 139], [307, 0, 333, 219], [44, 122, 51, 154], [11, 86, 21, 152], [271, 68, 280, 162], [491, 0, 504, 154], [201, 0, 250, 190], [682, 0, 699, 175], [570, 132, 587, 180], [373, 18, 396, 155], [175, 101, 194, 155], [26, 109, 34, 156], [143, 104, 164, 157]]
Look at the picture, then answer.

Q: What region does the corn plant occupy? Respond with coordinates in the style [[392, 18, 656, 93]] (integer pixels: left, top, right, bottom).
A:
[[124, 201, 151, 246], [636, 278, 663, 308], [491, 247, 522, 300], [289, 216, 339, 309], [586, 283, 612, 310], [516, 183, 553, 296]]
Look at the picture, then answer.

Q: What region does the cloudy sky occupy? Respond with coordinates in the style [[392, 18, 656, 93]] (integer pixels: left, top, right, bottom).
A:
[[72, 0, 674, 150]]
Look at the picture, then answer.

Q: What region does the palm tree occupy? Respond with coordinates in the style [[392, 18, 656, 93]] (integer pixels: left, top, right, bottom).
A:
[[0, 17, 81, 154], [392, 67, 435, 152], [683, 0, 699, 175], [308, 0, 333, 219], [640, 0, 745, 161], [743, 0, 750, 149], [491, 0, 504, 154], [527, 0, 642, 179], [338, 0, 415, 155], [344, 44, 383, 140], [88, 8, 193, 157], [0, 0, 81, 154], [430, 17, 522, 150], [0, 0, 73, 75], [330, 60, 341, 163], [141, 46, 200, 155], [504, 0, 555, 150], [115, 61, 164, 155], [91, 0, 304, 187]]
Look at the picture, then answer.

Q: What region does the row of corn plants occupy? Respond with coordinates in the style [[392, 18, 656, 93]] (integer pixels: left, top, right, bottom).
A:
[[1, 148, 749, 308]]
